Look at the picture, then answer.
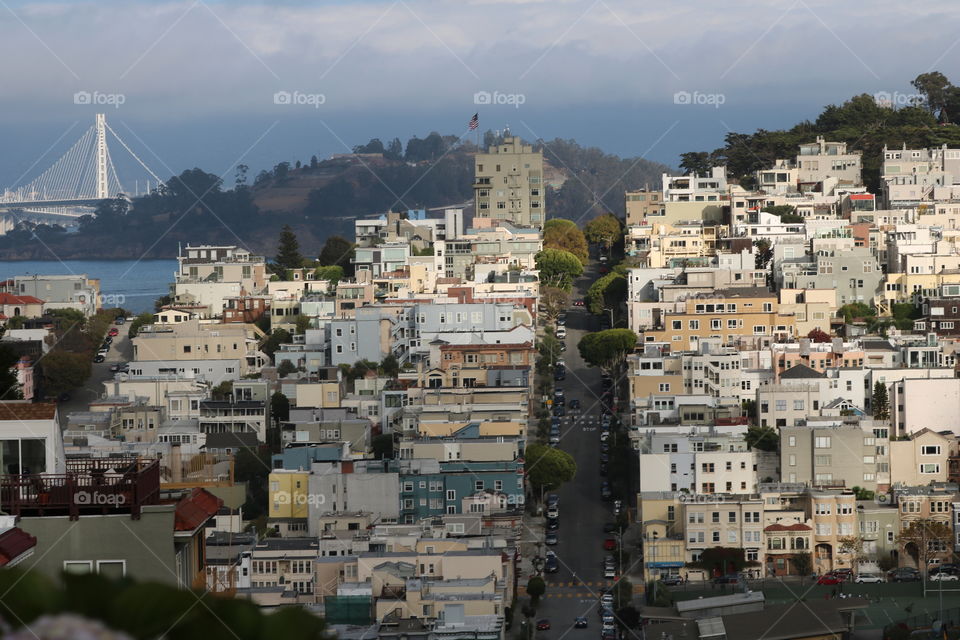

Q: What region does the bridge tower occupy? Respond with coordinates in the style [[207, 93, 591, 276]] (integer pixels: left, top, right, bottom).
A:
[[95, 113, 108, 200]]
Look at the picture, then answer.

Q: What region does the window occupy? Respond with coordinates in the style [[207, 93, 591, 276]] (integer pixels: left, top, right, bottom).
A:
[[672, 320, 682, 330], [815, 455, 831, 466], [815, 436, 831, 448], [794, 400, 804, 411], [63, 561, 93, 575], [922, 445, 942, 456], [712, 531, 721, 542], [689, 320, 700, 330], [475, 480, 484, 491], [728, 531, 738, 543], [688, 531, 705, 543], [728, 511, 737, 523], [446, 490, 456, 500], [815, 503, 832, 515], [658, 383, 671, 392], [816, 524, 832, 536], [712, 512, 720, 523], [688, 512, 704, 524], [776, 400, 787, 412], [920, 463, 941, 474]]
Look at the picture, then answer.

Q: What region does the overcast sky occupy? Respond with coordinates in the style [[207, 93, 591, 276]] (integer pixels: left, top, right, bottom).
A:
[[0, 0, 956, 190]]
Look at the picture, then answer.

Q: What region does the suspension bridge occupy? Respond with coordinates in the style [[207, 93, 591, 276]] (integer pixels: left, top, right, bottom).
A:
[[0, 114, 163, 232]]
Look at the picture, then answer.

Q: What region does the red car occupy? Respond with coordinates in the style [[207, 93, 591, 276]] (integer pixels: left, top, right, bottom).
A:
[[603, 538, 617, 551], [816, 573, 842, 585], [108, 328, 119, 336], [536, 619, 551, 630]]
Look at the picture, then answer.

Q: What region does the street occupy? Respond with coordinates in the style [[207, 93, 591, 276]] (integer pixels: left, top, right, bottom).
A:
[[528, 260, 631, 637], [57, 319, 133, 428]]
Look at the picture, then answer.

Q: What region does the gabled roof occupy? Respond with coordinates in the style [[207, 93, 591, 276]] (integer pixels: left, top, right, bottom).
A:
[[174, 488, 223, 533], [0, 527, 36, 566], [0, 293, 44, 305], [780, 363, 825, 379]]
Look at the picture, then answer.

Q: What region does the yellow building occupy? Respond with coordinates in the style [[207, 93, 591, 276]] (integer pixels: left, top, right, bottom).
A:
[[625, 222, 723, 268], [473, 137, 544, 228], [625, 189, 665, 225], [778, 288, 837, 336], [641, 287, 796, 351], [638, 492, 685, 581], [268, 469, 310, 520]]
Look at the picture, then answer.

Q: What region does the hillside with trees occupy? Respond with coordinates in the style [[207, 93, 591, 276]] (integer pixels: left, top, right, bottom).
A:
[[680, 71, 960, 192], [0, 131, 669, 260]]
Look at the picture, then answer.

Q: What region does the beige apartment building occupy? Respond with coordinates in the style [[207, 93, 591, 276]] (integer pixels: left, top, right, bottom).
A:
[[890, 429, 951, 486], [682, 497, 766, 581], [641, 287, 796, 351], [777, 289, 837, 336], [625, 189, 665, 225], [779, 423, 887, 492], [132, 320, 267, 376], [473, 137, 544, 228]]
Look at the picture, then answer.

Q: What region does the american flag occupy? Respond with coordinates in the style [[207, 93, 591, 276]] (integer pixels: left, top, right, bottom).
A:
[[468, 113, 479, 130]]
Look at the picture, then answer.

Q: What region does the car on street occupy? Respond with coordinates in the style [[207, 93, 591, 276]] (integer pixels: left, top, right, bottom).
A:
[[888, 567, 921, 582], [599, 431, 610, 442], [546, 494, 559, 507], [574, 617, 588, 629], [603, 522, 618, 534], [601, 621, 615, 633], [613, 500, 622, 516], [600, 442, 610, 453], [816, 574, 842, 585], [549, 432, 560, 445], [569, 398, 580, 410], [546, 519, 559, 532], [554, 370, 566, 382], [854, 573, 883, 584], [558, 342, 566, 352], [600, 631, 616, 640], [604, 566, 616, 579], [574, 300, 585, 307], [600, 594, 614, 607], [600, 482, 612, 500], [603, 538, 616, 551], [556, 326, 567, 339], [545, 556, 559, 573], [115, 317, 125, 325], [930, 572, 960, 581], [545, 533, 559, 546], [599, 453, 610, 464], [94, 354, 105, 363], [598, 463, 607, 475], [659, 575, 684, 586], [108, 328, 119, 337], [557, 314, 567, 325], [553, 405, 566, 417], [536, 620, 551, 631], [546, 505, 559, 519], [831, 568, 853, 581]]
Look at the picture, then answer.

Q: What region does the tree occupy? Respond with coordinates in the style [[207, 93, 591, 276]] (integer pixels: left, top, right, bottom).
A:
[[540, 287, 570, 320], [38, 350, 90, 399], [611, 577, 634, 613], [261, 329, 292, 360], [807, 328, 831, 343], [577, 329, 637, 371], [753, 239, 772, 270], [526, 576, 545, 605], [792, 551, 813, 577], [839, 302, 874, 324], [318, 235, 355, 271], [313, 265, 343, 287], [0, 345, 21, 400], [688, 547, 758, 578], [211, 380, 233, 401], [294, 314, 311, 335], [270, 392, 290, 423], [587, 272, 626, 315], [872, 382, 890, 420], [524, 444, 577, 494], [898, 519, 953, 576], [380, 354, 400, 379], [542, 219, 588, 265], [274, 225, 303, 273], [745, 424, 779, 452], [276, 360, 297, 378], [837, 535, 867, 569], [127, 311, 155, 338], [679, 151, 714, 177], [762, 204, 803, 223], [583, 214, 622, 249], [912, 71, 951, 118], [535, 249, 583, 291]]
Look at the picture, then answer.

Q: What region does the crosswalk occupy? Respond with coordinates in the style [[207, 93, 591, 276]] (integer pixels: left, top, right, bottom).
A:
[[518, 583, 644, 597]]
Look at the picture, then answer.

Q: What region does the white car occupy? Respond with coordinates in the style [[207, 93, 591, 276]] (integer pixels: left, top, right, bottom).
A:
[[555, 327, 566, 339], [930, 572, 959, 581], [854, 573, 883, 584], [546, 506, 559, 519]]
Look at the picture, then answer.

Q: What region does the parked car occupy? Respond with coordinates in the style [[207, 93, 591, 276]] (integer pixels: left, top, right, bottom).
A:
[[930, 572, 960, 582], [613, 500, 622, 516], [888, 567, 921, 582], [603, 538, 616, 551], [546, 519, 559, 532], [545, 533, 559, 546], [115, 317, 125, 325], [659, 575, 684, 586], [94, 354, 105, 363], [536, 620, 551, 631], [831, 568, 853, 581], [854, 573, 883, 584], [816, 574, 842, 585], [569, 398, 580, 410], [545, 557, 559, 573], [604, 566, 616, 579], [553, 405, 566, 417], [556, 327, 567, 339], [573, 299, 585, 307], [598, 463, 608, 476], [557, 314, 567, 326], [546, 506, 559, 519], [574, 617, 588, 629], [546, 494, 560, 507], [603, 522, 618, 534], [108, 328, 119, 337]]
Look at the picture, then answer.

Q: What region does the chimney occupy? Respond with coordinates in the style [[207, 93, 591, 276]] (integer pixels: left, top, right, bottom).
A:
[[170, 443, 183, 483], [799, 338, 810, 357]]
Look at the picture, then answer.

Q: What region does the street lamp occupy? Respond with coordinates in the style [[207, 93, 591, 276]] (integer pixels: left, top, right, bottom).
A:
[[602, 307, 615, 328]]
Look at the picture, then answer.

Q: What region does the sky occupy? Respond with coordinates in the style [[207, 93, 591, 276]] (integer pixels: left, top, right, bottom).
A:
[[0, 0, 957, 190]]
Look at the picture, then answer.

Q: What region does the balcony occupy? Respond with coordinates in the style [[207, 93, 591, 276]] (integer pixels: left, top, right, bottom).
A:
[[0, 458, 161, 520]]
